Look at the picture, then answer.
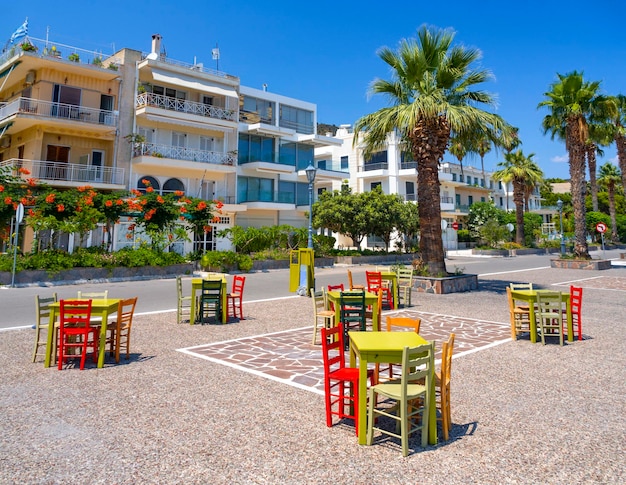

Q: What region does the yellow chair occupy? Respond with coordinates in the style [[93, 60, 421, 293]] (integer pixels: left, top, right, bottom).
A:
[[106, 297, 138, 363], [77, 290, 109, 299], [536, 291, 565, 346], [367, 342, 434, 457], [176, 276, 193, 324], [311, 288, 335, 345], [506, 287, 531, 340], [436, 333, 455, 441], [32, 293, 58, 363], [396, 267, 414, 307], [509, 283, 533, 311]]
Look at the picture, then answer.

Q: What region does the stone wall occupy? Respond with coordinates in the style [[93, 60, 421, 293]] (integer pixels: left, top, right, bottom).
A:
[[413, 274, 479, 294]]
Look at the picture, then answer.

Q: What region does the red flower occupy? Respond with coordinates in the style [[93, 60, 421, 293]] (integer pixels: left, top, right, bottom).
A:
[[116, 199, 124, 206], [0, 185, 4, 192], [56, 204, 65, 212], [45, 193, 56, 203], [141, 178, 151, 186], [146, 186, 154, 193], [105, 200, 113, 207], [18, 167, 30, 175], [4, 196, 12, 205], [175, 190, 184, 196], [27, 178, 37, 187], [197, 201, 207, 210], [156, 195, 164, 203]]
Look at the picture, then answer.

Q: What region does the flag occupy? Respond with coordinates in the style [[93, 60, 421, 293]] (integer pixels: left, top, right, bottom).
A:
[[9, 18, 28, 44], [212, 47, 220, 60]]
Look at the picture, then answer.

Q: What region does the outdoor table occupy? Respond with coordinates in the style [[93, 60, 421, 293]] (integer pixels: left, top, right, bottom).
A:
[[380, 271, 399, 309], [327, 290, 381, 331], [190, 277, 228, 324], [510, 289, 573, 343], [348, 331, 437, 446], [45, 299, 120, 368]]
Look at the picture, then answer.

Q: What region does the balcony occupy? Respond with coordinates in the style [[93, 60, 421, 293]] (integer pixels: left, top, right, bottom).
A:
[[0, 97, 117, 127], [1, 159, 124, 186], [132, 143, 236, 166], [135, 93, 236, 122]]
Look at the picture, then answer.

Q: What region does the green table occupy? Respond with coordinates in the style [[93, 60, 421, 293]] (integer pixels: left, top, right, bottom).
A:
[[348, 331, 437, 446], [45, 299, 120, 368], [510, 289, 572, 343]]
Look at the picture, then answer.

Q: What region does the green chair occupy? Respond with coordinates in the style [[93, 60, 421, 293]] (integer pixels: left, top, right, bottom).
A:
[[198, 279, 222, 324], [536, 291, 565, 346], [32, 293, 58, 363], [367, 342, 434, 457], [176, 276, 193, 324], [339, 290, 366, 349], [396, 267, 414, 308]]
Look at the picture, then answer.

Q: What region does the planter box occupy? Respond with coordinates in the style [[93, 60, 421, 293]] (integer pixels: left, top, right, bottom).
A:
[[0, 263, 194, 286], [413, 273, 479, 294], [334, 254, 417, 265], [550, 259, 612, 270]]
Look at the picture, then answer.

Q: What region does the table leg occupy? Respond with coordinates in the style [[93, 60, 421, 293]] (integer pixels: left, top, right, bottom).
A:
[[190, 287, 198, 325], [528, 298, 537, 343], [97, 309, 110, 368], [428, 368, 437, 445], [566, 299, 573, 342], [357, 355, 369, 445], [44, 308, 57, 367], [221, 282, 228, 323], [393, 279, 399, 310]]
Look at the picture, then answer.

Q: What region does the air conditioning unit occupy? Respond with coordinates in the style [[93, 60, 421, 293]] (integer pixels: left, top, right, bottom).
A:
[[25, 70, 36, 86], [0, 136, 10, 148]]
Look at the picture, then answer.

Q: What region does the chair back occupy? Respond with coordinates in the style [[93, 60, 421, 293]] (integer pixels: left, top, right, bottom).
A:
[[59, 299, 93, 330], [328, 284, 344, 292], [339, 290, 366, 324], [400, 343, 434, 396], [506, 287, 516, 314], [396, 267, 413, 285], [347, 269, 364, 290], [440, 333, 455, 386], [232, 275, 246, 295], [509, 283, 533, 292], [77, 290, 109, 299], [311, 289, 327, 316], [536, 291, 564, 345], [386, 316, 421, 334], [117, 297, 138, 330], [365, 271, 383, 292], [321, 325, 348, 375], [176, 276, 185, 299], [35, 293, 58, 327], [201, 279, 222, 299], [570, 285, 582, 314]]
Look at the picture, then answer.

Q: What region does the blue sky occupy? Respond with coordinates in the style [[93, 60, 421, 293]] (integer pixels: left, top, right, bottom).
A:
[[3, 1, 625, 179]]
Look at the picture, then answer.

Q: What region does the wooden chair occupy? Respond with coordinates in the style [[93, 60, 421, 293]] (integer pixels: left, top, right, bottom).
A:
[[436, 333, 455, 441], [176, 276, 193, 324], [396, 267, 414, 307], [327, 284, 345, 311], [32, 293, 58, 363], [339, 290, 366, 349], [227, 275, 246, 320], [347, 269, 365, 291], [77, 290, 109, 299], [367, 342, 434, 457], [311, 288, 335, 345], [365, 289, 383, 332], [506, 287, 531, 340], [106, 297, 138, 363], [376, 316, 422, 381], [568, 285, 583, 340], [509, 283, 533, 311], [198, 279, 222, 324], [321, 325, 375, 435], [366, 271, 392, 309], [57, 299, 97, 370], [536, 291, 565, 346]]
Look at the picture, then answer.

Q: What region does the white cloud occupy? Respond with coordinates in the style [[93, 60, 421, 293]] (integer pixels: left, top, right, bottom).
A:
[[551, 155, 569, 163]]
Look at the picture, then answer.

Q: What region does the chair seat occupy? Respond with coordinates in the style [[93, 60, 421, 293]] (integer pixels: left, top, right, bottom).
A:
[[371, 382, 427, 400]]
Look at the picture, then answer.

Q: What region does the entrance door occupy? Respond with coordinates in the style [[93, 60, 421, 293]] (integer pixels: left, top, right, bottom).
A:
[[45, 145, 70, 180], [91, 150, 104, 182]]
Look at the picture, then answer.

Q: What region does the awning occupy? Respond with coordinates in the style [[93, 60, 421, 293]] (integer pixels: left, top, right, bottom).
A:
[[151, 68, 238, 99]]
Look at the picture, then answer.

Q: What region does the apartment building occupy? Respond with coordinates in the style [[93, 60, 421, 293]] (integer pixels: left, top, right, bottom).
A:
[[1, 31, 342, 254], [315, 125, 542, 250]]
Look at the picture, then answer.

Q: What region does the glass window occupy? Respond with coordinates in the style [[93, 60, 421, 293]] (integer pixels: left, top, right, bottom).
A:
[[278, 181, 295, 203], [460, 174, 464, 182], [163, 178, 184, 194], [371, 181, 382, 191], [405, 181, 415, 195], [279, 104, 313, 134], [452, 173, 457, 182], [340, 156, 349, 170], [137, 176, 160, 193], [500, 197, 503, 206], [468, 195, 474, 206], [296, 144, 313, 171], [238, 176, 274, 203], [238, 134, 275, 163], [279, 140, 296, 166]]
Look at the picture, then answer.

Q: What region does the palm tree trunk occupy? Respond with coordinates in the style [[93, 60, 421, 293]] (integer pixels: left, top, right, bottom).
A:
[[616, 133, 626, 190], [513, 182, 525, 245], [568, 122, 589, 258], [608, 185, 618, 242], [587, 144, 598, 212]]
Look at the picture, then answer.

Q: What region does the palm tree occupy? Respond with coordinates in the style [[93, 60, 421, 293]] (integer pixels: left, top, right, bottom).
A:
[[597, 162, 622, 242], [354, 26, 512, 275], [474, 133, 492, 191], [606, 94, 626, 191], [448, 136, 467, 180], [492, 150, 540, 244], [539, 71, 601, 259]]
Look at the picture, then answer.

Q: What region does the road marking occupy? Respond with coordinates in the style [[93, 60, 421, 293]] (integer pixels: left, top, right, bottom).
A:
[[479, 266, 550, 277]]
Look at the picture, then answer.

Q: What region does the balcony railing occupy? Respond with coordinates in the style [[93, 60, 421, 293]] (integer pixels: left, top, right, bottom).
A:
[[1, 159, 124, 185], [315, 159, 349, 173], [400, 161, 418, 170], [135, 93, 236, 122], [358, 162, 388, 172], [441, 196, 454, 204], [0, 97, 117, 126], [133, 142, 236, 166]]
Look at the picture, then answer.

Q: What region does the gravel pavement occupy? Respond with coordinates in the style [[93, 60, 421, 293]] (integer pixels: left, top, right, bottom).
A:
[[1, 265, 625, 484]]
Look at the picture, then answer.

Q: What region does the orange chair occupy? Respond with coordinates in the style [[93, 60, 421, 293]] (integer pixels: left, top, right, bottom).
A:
[[57, 299, 97, 370], [106, 297, 138, 363], [377, 316, 422, 381], [436, 333, 455, 441], [321, 325, 375, 435], [347, 269, 365, 291], [568, 285, 583, 341], [227, 275, 246, 320], [366, 271, 392, 309]]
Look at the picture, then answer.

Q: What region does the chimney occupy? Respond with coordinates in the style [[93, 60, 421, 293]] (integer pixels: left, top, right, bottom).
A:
[[151, 34, 162, 55]]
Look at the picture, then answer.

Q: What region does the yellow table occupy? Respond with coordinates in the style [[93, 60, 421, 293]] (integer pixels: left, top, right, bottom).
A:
[[510, 289, 572, 343], [380, 271, 399, 309], [348, 331, 437, 445], [327, 290, 381, 332], [45, 299, 120, 368], [190, 277, 228, 324]]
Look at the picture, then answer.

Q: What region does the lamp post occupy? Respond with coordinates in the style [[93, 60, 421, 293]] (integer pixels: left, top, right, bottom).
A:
[[557, 198, 565, 256], [305, 163, 317, 249]]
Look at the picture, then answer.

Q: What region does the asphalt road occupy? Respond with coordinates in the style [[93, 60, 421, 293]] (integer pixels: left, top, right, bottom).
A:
[[1, 249, 623, 330]]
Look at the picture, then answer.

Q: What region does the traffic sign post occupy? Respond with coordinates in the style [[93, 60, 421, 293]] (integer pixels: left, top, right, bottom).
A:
[[11, 203, 24, 288], [596, 222, 607, 259]]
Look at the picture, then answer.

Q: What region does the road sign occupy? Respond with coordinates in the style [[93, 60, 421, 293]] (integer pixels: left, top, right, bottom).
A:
[[451, 221, 459, 230], [596, 222, 607, 233], [15, 203, 24, 224]]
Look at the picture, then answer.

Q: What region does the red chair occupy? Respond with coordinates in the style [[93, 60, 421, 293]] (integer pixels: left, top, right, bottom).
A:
[[365, 271, 392, 309], [327, 284, 344, 311], [57, 299, 97, 370], [227, 275, 246, 320], [321, 325, 375, 435], [568, 285, 583, 340]]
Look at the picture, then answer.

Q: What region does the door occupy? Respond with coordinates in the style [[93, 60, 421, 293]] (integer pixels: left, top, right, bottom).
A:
[[99, 94, 114, 124], [91, 150, 104, 182], [45, 145, 70, 180]]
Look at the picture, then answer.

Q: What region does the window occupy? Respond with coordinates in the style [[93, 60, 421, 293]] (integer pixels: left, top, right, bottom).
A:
[[53, 85, 81, 118], [200, 136, 214, 152], [278, 181, 295, 204], [138, 126, 154, 143], [459, 174, 464, 182], [364, 151, 387, 171], [500, 197, 503, 206], [371, 181, 382, 191], [237, 176, 274, 203], [240, 95, 274, 124], [468, 195, 474, 206], [340, 156, 349, 170], [278, 140, 313, 169], [481, 197, 485, 203], [452, 173, 457, 182], [405, 181, 415, 200], [152, 85, 186, 99], [498, 181, 503, 190], [238, 134, 275, 164], [279, 104, 313, 134], [163, 178, 184, 194], [137, 176, 160, 193], [172, 132, 186, 148]]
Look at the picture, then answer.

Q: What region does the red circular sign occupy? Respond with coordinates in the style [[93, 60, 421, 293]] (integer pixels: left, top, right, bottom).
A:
[[451, 221, 459, 230], [596, 222, 607, 233]]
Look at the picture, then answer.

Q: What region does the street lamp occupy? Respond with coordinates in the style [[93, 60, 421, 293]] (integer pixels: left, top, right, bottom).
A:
[[305, 163, 317, 249], [556, 198, 566, 255]]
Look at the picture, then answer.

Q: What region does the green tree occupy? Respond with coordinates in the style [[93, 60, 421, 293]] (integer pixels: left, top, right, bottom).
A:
[[539, 71, 602, 258], [597, 162, 622, 242], [466, 201, 507, 238], [354, 25, 512, 275], [313, 188, 370, 248], [362, 188, 405, 251], [396, 201, 420, 252], [492, 150, 541, 244]]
